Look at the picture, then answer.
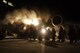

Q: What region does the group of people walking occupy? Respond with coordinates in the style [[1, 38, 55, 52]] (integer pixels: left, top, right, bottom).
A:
[[44, 24, 80, 44], [68, 25, 80, 44]]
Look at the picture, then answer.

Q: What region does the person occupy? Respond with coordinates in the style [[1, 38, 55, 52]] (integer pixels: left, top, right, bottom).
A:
[[58, 26, 66, 43], [28, 25, 37, 40], [45, 28, 51, 43], [74, 25, 80, 43], [68, 25, 76, 44], [31, 26, 37, 40], [51, 27, 56, 43], [0, 28, 5, 40]]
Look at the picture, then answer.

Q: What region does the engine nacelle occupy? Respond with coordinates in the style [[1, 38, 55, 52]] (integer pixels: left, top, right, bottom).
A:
[[51, 15, 62, 25]]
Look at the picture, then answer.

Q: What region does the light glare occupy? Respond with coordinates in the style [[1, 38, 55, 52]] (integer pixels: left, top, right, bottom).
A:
[[23, 26, 26, 30], [32, 19, 39, 26], [3, 0, 7, 4], [41, 28, 46, 34], [8, 2, 13, 7], [22, 19, 32, 25]]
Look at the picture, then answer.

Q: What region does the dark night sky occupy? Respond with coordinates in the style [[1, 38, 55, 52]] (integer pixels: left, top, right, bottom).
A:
[[0, 0, 80, 23]]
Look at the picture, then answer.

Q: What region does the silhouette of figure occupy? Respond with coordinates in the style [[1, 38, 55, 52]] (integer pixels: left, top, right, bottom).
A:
[[51, 27, 56, 43], [68, 25, 76, 44], [26, 25, 37, 40], [45, 29, 51, 43], [58, 26, 66, 43], [74, 25, 80, 43], [0, 28, 5, 40]]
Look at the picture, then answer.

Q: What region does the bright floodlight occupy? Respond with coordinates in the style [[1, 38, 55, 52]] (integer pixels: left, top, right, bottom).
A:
[[23, 26, 26, 30], [3, 0, 13, 7], [32, 19, 39, 26], [41, 28, 46, 34], [3, 0, 7, 4], [8, 2, 13, 7]]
